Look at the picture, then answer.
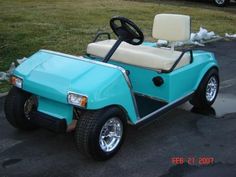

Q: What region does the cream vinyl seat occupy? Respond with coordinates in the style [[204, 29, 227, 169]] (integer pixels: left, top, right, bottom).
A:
[[87, 14, 191, 71]]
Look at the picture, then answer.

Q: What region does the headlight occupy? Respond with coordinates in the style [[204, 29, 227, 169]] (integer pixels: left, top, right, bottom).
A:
[[67, 92, 88, 108], [11, 76, 23, 88]]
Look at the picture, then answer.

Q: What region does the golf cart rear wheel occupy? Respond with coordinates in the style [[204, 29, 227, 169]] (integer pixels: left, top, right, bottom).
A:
[[75, 106, 126, 161], [4, 87, 38, 130], [190, 68, 219, 109], [213, 0, 229, 7]]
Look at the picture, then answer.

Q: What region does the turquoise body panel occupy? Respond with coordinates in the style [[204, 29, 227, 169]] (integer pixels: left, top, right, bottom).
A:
[[38, 96, 73, 124], [108, 60, 170, 101], [14, 50, 137, 124], [13, 43, 218, 125], [106, 50, 218, 102]]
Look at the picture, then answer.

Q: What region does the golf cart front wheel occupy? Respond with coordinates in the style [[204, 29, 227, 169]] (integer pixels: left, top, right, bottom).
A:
[[75, 106, 126, 161], [213, 0, 229, 7], [4, 87, 38, 130], [190, 68, 219, 109]]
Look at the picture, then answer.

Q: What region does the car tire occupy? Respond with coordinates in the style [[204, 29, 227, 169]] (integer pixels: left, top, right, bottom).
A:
[[213, 0, 229, 7], [75, 106, 127, 161], [4, 87, 38, 130], [190, 68, 219, 109]]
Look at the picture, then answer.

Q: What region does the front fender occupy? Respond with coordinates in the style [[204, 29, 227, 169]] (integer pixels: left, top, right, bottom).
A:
[[70, 68, 138, 123]]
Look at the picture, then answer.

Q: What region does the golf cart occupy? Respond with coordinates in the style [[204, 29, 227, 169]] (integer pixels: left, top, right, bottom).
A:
[[5, 14, 219, 160]]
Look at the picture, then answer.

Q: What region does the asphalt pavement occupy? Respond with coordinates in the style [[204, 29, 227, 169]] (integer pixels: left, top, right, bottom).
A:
[[0, 39, 236, 177]]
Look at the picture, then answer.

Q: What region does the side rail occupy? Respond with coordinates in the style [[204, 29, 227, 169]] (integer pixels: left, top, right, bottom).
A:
[[161, 49, 193, 73], [93, 32, 111, 42]]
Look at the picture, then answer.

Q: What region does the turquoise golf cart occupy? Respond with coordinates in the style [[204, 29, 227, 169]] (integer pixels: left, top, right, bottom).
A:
[[4, 14, 219, 160]]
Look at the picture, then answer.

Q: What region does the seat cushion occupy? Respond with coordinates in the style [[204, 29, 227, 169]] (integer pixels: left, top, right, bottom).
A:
[[152, 14, 191, 42], [87, 39, 190, 71]]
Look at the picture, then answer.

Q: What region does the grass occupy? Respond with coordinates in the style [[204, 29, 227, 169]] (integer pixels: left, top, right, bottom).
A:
[[0, 0, 235, 92], [0, 81, 10, 93]]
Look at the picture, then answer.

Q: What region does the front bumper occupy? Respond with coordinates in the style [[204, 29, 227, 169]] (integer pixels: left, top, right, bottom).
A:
[[30, 111, 67, 133]]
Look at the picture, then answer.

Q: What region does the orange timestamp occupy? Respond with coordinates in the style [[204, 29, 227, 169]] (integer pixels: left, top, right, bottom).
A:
[[171, 156, 215, 165]]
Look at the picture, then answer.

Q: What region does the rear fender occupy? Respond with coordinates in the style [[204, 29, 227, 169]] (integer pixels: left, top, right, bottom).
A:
[[184, 50, 219, 90], [194, 63, 219, 90]]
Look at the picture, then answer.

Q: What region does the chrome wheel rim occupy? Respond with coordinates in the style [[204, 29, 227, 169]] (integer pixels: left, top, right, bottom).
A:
[[206, 76, 218, 102], [99, 117, 123, 152], [215, 0, 225, 5]]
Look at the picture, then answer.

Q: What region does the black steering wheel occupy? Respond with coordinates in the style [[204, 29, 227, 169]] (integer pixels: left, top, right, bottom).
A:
[[110, 16, 144, 45], [102, 16, 144, 62]]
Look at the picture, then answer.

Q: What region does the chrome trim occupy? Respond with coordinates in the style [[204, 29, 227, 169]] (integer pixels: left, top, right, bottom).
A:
[[134, 92, 194, 125], [39, 49, 132, 88], [119, 67, 132, 88]]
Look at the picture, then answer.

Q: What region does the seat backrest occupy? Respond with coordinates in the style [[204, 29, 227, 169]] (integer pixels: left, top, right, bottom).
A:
[[152, 14, 190, 42]]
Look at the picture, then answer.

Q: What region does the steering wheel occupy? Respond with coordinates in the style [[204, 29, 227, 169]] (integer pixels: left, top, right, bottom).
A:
[[110, 16, 144, 45]]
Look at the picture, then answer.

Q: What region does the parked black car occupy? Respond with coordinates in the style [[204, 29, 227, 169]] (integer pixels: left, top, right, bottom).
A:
[[213, 0, 229, 6]]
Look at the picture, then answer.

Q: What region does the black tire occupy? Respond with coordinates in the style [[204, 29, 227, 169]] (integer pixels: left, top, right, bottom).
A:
[[75, 106, 127, 161], [190, 68, 219, 109], [213, 0, 229, 7], [4, 87, 38, 130]]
